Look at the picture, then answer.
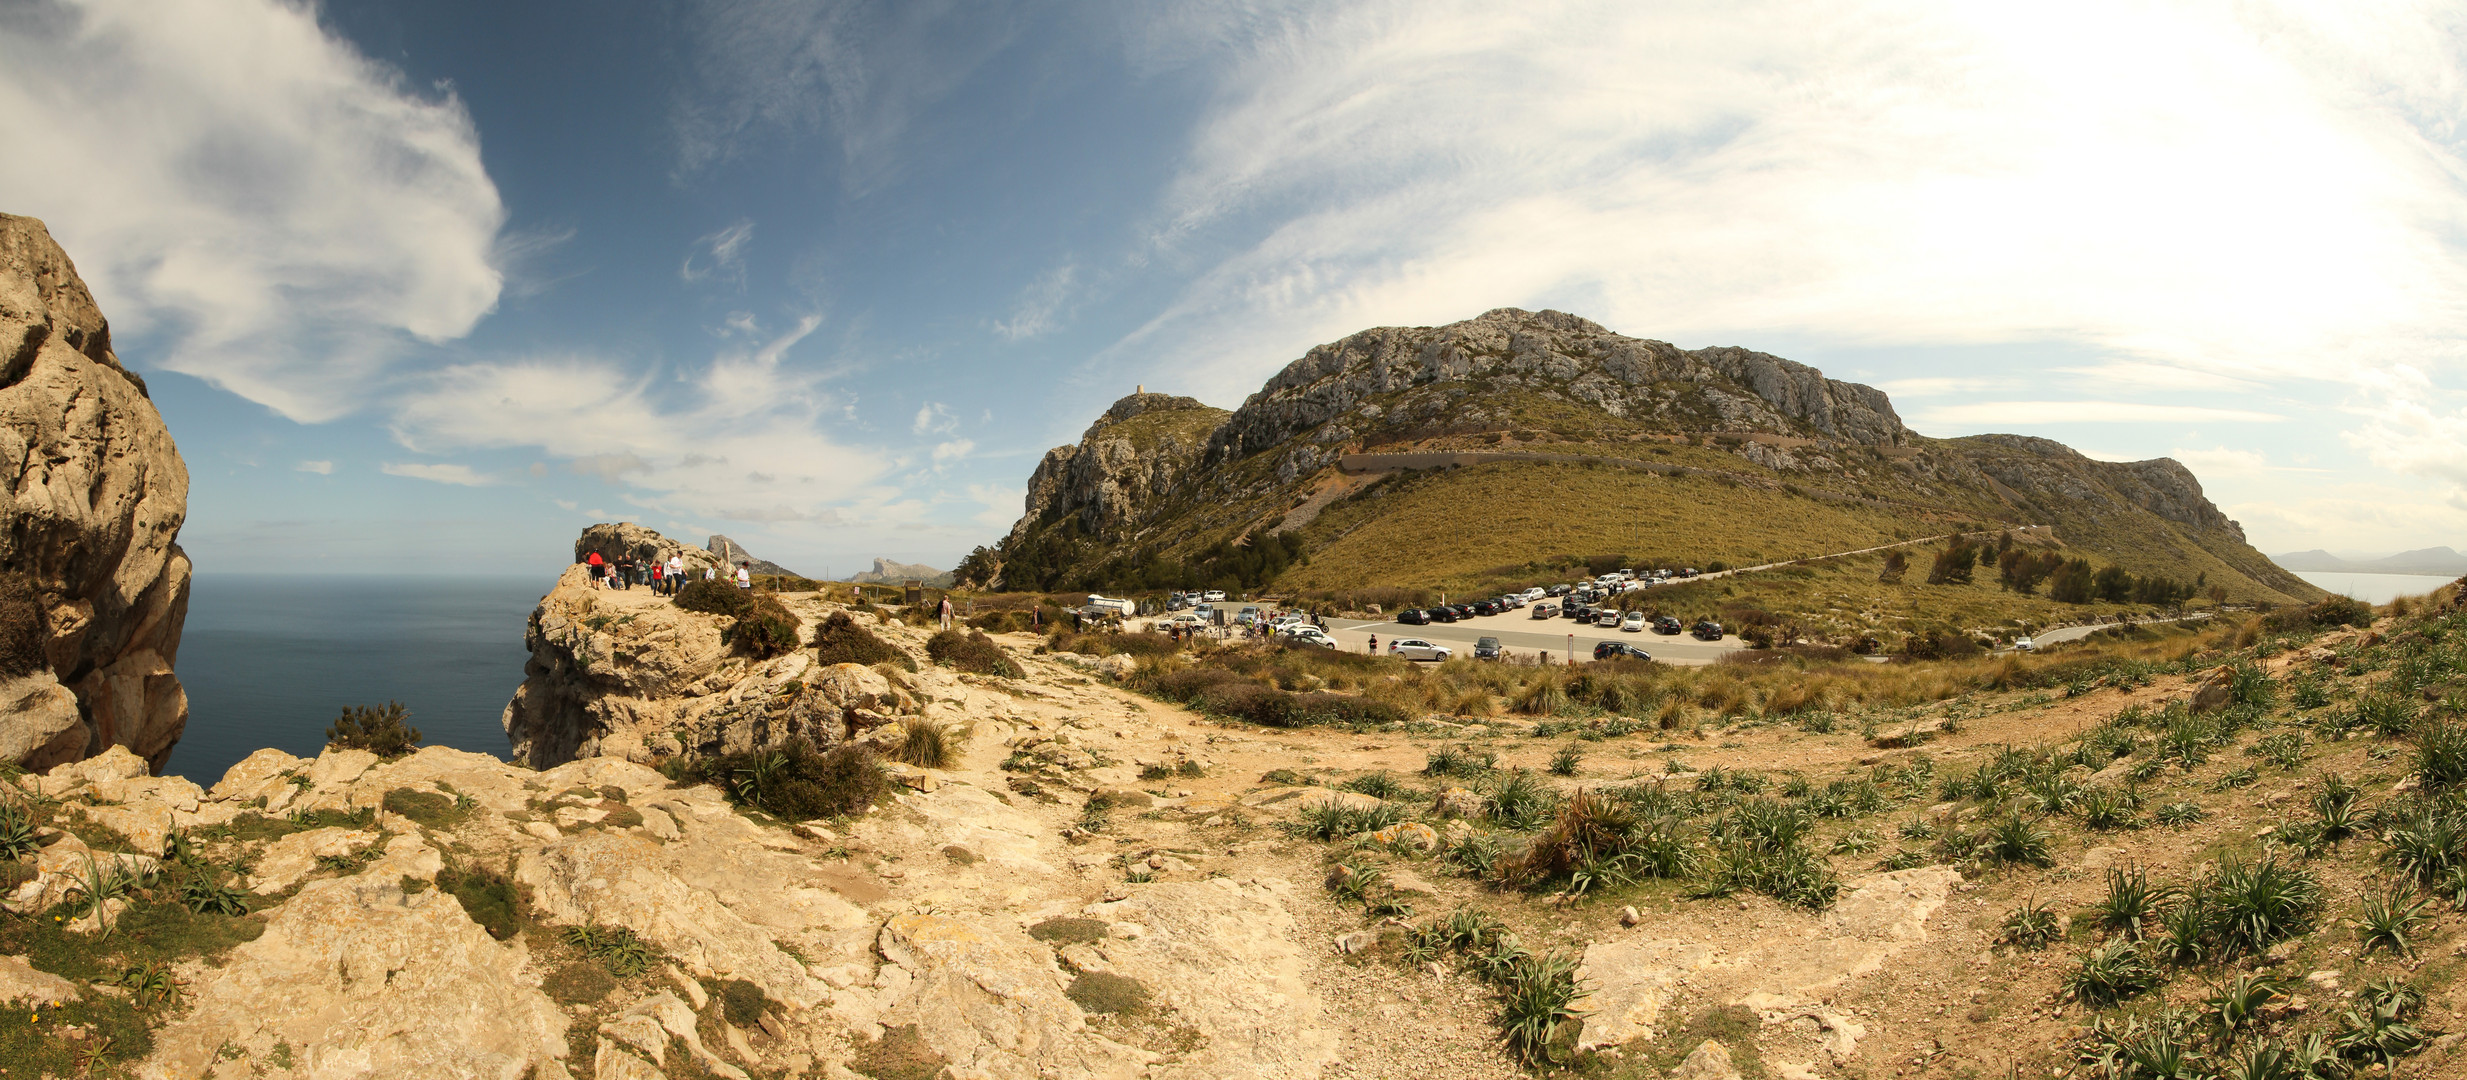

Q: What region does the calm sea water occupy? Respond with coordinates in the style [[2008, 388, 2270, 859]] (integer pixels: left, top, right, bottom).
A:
[[161, 574, 548, 785], [2293, 571, 2459, 605]]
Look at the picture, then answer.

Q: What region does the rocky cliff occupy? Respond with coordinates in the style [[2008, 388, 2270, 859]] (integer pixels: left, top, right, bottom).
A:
[[707, 534, 801, 578], [847, 557, 951, 587], [986, 307, 2314, 606], [510, 527, 921, 768], [0, 213, 190, 773]]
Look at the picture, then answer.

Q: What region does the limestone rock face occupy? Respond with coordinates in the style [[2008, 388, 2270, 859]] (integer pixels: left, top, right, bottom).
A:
[[504, 534, 932, 768], [707, 534, 800, 578], [1008, 393, 1230, 554], [577, 522, 724, 576], [0, 213, 189, 773]]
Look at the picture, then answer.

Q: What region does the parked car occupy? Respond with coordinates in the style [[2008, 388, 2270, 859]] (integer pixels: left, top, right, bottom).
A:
[[1429, 606, 1459, 623], [1530, 602, 1557, 619], [1564, 603, 1591, 621], [1474, 636, 1503, 660], [1691, 620, 1725, 641], [1398, 608, 1431, 625], [1621, 611, 1648, 632], [1471, 600, 1499, 617], [1449, 604, 1477, 621], [1652, 615, 1683, 635], [2012, 636, 2036, 651], [1203, 590, 1228, 602], [1152, 612, 1205, 632], [1390, 638, 1451, 661], [1595, 609, 1621, 627], [1593, 641, 1653, 662], [1278, 626, 1337, 649], [1547, 584, 1572, 597]]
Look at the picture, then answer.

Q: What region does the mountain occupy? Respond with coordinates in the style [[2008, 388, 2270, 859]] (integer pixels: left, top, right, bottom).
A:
[[2273, 546, 2467, 576], [966, 308, 2317, 632], [847, 557, 952, 587], [706, 534, 802, 579]]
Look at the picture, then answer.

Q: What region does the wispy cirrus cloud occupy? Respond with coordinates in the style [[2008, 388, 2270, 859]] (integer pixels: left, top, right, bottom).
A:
[[381, 462, 491, 486], [1108, 1, 2467, 409], [0, 0, 505, 422], [1910, 401, 2286, 429]]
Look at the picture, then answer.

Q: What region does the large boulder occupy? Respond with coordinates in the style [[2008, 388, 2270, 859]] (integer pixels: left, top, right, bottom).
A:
[[576, 522, 722, 576], [0, 213, 188, 774]]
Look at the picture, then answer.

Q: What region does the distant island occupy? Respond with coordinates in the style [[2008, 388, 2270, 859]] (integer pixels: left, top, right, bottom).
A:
[[2272, 546, 2467, 576]]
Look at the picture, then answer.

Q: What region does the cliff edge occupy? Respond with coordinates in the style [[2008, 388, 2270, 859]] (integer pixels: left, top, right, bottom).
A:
[[0, 213, 189, 773]]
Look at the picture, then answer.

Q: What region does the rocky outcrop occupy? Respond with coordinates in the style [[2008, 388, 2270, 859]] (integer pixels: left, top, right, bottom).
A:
[[1012, 392, 1229, 549], [707, 534, 800, 578], [576, 522, 724, 576], [0, 213, 189, 774], [848, 557, 952, 586], [507, 530, 959, 768]]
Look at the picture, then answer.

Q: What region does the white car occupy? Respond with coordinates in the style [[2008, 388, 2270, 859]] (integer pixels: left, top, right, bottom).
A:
[[2012, 636, 2036, 651], [1278, 626, 1337, 649], [1388, 638, 1451, 662], [1152, 613, 1205, 632], [1595, 610, 1622, 627], [1203, 590, 1227, 603], [1621, 611, 1648, 632]]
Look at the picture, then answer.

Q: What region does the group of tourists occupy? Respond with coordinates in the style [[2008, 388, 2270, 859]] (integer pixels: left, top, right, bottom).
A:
[[581, 550, 757, 594]]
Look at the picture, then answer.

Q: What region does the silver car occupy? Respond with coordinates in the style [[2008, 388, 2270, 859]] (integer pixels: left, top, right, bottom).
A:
[[1621, 611, 1647, 632], [1595, 610, 1622, 627], [1388, 638, 1452, 662]]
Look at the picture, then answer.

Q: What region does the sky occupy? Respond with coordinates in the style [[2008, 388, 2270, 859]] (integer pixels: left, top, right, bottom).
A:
[[5, 0, 2467, 578]]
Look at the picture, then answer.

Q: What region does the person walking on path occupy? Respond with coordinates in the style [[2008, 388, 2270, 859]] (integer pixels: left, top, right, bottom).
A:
[[939, 597, 955, 631], [667, 553, 685, 595], [587, 550, 604, 588], [1368, 633, 1377, 654]]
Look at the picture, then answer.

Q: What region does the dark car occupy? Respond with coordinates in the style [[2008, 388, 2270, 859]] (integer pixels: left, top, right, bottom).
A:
[[1398, 608, 1431, 625], [1450, 604, 1477, 620], [1530, 602, 1558, 619], [1593, 641, 1653, 662], [1474, 636, 1503, 660], [1547, 583, 1572, 597], [1563, 603, 1589, 621], [1429, 605, 1458, 623], [1652, 615, 1682, 635], [1691, 620, 1724, 641], [1471, 600, 1499, 617]]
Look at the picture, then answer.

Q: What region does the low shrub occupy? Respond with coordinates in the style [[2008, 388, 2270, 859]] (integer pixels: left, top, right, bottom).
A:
[[674, 578, 754, 617], [811, 611, 913, 669], [438, 862, 522, 941], [670, 739, 892, 820], [2264, 595, 2372, 632], [1066, 971, 1151, 1015], [890, 719, 963, 769], [2066, 939, 2163, 1007], [726, 593, 803, 659], [926, 629, 1023, 677], [1046, 629, 1179, 657], [327, 701, 421, 759]]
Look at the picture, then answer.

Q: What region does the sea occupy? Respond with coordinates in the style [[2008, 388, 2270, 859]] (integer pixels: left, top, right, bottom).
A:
[[161, 574, 549, 785], [2291, 570, 2459, 606]]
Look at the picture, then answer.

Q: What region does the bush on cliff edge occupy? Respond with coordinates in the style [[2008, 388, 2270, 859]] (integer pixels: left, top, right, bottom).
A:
[[673, 579, 754, 618], [725, 593, 803, 659], [926, 629, 1022, 678], [328, 701, 422, 758], [811, 611, 915, 670], [669, 738, 890, 820]]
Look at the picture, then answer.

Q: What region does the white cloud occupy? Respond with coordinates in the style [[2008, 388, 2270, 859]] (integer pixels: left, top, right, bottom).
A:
[[931, 439, 973, 462], [294, 459, 333, 475], [389, 316, 890, 523], [0, 0, 505, 422], [381, 462, 491, 486], [966, 482, 1022, 530], [1909, 401, 2285, 430], [993, 261, 1077, 341], [1109, 1, 2467, 409], [2167, 446, 2272, 476], [911, 401, 956, 435], [681, 219, 755, 284]]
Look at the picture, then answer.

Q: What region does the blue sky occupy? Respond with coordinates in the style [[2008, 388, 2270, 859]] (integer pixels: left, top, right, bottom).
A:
[[5, 0, 2467, 578]]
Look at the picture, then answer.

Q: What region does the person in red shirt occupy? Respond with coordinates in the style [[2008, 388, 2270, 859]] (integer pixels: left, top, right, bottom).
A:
[[586, 550, 604, 588]]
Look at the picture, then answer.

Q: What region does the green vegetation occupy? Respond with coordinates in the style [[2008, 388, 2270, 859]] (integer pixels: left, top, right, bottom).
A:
[[810, 611, 914, 668], [667, 738, 892, 821], [437, 862, 523, 941], [673, 577, 755, 617], [725, 592, 803, 658], [889, 719, 963, 769], [925, 629, 1023, 677], [326, 701, 421, 758]]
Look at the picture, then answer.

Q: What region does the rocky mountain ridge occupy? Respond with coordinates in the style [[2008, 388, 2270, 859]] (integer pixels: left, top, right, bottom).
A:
[[846, 558, 952, 587], [981, 307, 2313, 604], [0, 213, 191, 773]]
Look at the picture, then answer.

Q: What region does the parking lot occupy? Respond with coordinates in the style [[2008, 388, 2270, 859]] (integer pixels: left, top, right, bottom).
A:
[[1319, 611, 1744, 665]]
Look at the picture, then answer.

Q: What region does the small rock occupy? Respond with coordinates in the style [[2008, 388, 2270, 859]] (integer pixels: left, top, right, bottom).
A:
[[2264, 939, 2302, 964], [1335, 930, 1380, 955], [1671, 1039, 1743, 1080], [942, 844, 982, 865], [1324, 865, 1357, 892], [1620, 906, 1642, 927], [2306, 970, 2341, 991], [797, 821, 839, 842], [1385, 869, 1440, 898]]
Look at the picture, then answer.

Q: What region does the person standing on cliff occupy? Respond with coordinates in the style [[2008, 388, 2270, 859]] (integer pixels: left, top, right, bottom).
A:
[[587, 550, 604, 588], [667, 553, 685, 595], [939, 596, 954, 630], [736, 561, 752, 589]]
